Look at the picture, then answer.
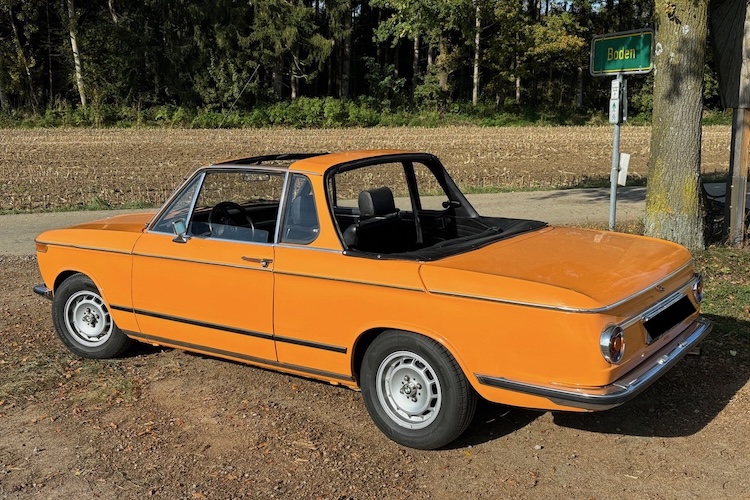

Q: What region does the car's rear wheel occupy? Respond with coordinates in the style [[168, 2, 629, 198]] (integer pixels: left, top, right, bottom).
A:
[[52, 273, 132, 358], [360, 330, 476, 449]]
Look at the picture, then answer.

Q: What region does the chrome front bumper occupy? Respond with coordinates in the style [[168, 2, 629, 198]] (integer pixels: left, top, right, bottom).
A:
[[33, 284, 53, 300], [475, 316, 713, 411]]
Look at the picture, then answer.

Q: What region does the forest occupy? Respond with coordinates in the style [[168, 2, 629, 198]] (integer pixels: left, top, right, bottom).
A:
[[0, 0, 723, 126]]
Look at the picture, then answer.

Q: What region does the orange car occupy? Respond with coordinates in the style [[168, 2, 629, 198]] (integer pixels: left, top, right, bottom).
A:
[[34, 150, 711, 449]]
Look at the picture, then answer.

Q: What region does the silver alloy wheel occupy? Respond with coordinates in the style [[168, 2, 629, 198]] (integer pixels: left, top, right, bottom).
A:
[[63, 290, 114, 348], [375, 350, 442, 429]]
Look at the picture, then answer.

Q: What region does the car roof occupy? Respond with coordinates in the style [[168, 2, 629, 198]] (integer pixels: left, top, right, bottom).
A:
[[210, 149, 419, 176]]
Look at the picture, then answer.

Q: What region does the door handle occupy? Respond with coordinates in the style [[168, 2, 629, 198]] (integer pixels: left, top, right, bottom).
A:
[[241, 256, 273, 268]]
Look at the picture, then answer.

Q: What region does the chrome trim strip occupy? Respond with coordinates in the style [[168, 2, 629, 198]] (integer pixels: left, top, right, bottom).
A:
[[124, 306, 348, 353], [124, 330, 354, 383], [430, 261, 693, 314], [274, 243, 341, 254], [273, 269, 425, 292], [475, 317, 712, 410], [132, 251, 272, 271], [273, 335, 347, 354], [130, 307, 274, 340], [620, 275, 698, 329], [34, 240, 132, 255]]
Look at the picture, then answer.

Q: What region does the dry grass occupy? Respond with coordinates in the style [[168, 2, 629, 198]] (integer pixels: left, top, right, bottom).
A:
[[0, 126, 731, 212]]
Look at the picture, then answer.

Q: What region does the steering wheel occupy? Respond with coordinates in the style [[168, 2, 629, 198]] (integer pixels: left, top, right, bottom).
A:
[[208, 201, 254, 236]]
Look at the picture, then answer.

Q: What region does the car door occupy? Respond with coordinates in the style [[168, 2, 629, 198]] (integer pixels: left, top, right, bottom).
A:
[[129, 169, 284, 364]]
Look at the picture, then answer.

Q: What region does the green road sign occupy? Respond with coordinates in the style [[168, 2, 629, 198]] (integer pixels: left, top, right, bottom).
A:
[[590, 29, 653, 76]]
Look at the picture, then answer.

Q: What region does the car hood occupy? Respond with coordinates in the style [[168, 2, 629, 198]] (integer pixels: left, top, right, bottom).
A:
[[418, 226, 693, 311], [66, 212, 156, 232]]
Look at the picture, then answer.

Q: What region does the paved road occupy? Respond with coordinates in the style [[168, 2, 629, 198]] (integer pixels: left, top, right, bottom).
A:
[[1, 187, 649, 256]]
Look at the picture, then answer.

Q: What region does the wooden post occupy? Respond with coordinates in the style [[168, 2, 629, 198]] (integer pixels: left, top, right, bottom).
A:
[[726, 109, 749, 246], [710, 0, 750, 246]]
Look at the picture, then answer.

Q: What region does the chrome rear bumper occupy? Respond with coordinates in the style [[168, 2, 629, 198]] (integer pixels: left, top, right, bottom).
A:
[[475, 316, 712, 411]]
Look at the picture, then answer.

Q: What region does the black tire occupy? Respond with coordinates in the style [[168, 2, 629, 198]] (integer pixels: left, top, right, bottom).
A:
[[52, 273, 132, 359], [360, 330, 477, 449]]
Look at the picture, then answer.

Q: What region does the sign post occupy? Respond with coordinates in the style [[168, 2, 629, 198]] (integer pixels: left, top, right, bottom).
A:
[[591, 29, 653, 230]]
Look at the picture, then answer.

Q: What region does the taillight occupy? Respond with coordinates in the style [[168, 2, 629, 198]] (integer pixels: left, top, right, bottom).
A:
[[600, 325, 625, 364], [693, 274, 704, 303]]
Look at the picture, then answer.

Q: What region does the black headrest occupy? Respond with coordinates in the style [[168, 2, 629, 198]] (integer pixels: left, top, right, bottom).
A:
[[358, 187, 396, 217]]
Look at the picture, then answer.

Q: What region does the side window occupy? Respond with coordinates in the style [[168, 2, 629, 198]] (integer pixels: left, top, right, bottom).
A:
[[150, 174, 202, 234], [280, 174, 319, 245], [413, 162, 450, 211], [189, 171, 285, 243]]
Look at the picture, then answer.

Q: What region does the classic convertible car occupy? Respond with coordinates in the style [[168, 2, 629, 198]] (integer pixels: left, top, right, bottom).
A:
[[34, 150, 711, 449]]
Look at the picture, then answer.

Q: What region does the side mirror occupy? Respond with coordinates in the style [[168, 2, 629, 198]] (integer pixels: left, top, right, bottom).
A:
[[442, 200, 461, 209], [172, 219, 189, 243]]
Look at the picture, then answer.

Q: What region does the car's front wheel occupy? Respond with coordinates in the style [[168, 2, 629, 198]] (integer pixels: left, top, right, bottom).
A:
[[360, 330, 477, 449], [52, 273, 132, 358]]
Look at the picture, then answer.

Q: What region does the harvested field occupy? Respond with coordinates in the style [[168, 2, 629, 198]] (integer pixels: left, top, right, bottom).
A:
[[0, 126, 731, 212]]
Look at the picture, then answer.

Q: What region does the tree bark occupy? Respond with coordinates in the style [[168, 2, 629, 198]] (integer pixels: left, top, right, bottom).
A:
[[412, 35, 420, 94], [0, 78, 9, 111], [340, 5, 351, 98], [644, 0, 709, 251], [108, 0, 119, 24], [7, 7, 37, 110], [437, 34, 449, 91], [472, 0, 481, 106], [66, 0, 87, 107]]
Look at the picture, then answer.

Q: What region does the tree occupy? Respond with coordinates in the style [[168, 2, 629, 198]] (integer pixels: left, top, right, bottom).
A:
[[65, 0, 85, 107], [644, 0, 709, 251]]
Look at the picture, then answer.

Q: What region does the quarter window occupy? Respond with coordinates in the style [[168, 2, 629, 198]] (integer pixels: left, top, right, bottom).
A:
[[281, 174, 319, 245]]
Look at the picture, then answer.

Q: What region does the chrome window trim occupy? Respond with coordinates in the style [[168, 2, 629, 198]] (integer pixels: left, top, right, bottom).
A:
[[148, 171, 206, 234], [274, 243, 341, 254], [273, 171, 291, 244], [429, 261, 693, 314]]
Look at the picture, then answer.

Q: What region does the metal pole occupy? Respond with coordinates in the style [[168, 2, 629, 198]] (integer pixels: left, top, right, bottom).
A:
[[609, 74, 623, 231]]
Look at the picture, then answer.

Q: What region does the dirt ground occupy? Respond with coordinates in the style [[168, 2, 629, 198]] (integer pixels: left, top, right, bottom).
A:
[[1, 255, 749, 499]]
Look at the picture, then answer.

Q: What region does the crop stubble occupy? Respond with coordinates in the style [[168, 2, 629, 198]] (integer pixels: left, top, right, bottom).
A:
[[0, 126, 731, 212]]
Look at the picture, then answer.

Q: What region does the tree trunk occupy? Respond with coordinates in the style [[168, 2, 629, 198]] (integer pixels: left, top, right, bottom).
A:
[[412, 35, 420, 94], [437, 34, 449, 91], [644, 0, 708, 251], [108, 0, 119, 24], [0, 78, 9, 111], [472, 0, 481, 106], [273, 67, 283, 99], [340, 6, 351, 98], [66, 0, 87, 107], [514, 55, 521, 105], [575, 65, 583, 108], [7, 7, 37, 110]]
